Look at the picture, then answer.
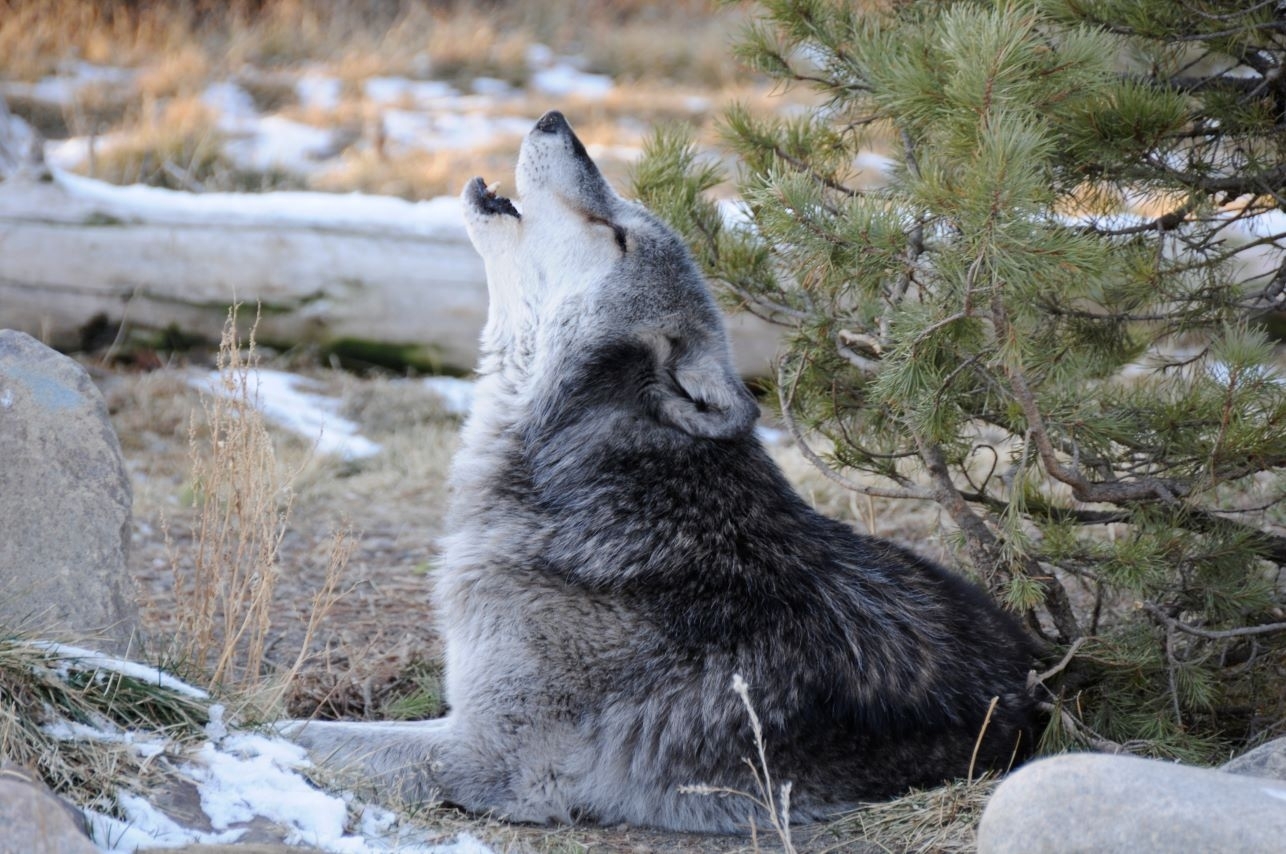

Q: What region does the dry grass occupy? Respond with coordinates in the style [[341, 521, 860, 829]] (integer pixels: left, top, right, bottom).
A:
[[0, 636, 208, 815], [0, 0, 741, 85], [826, 778, 999, 854], [682, 675, 799, 853], [166, 305, 346, 699], [310, 142, 521, 200], [83, 95, 230, 190]]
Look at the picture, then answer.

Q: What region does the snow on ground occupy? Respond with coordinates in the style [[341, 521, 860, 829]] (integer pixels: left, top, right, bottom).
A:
[[297, 73, 344, 113], [32, 642, 211, 701], [52, 167, 468, 238], [188, 370, 476, 460], [421, 376, 475, 416], [27, 646, 493, 854], [24, 50, 613, 190], [530, 63, 613, 99], [225, 114, 338, 174], [1, 62, 135, 107], [364, 76, 458, 107], [190, 368, 382, 461], [383, 109, 536, 154]]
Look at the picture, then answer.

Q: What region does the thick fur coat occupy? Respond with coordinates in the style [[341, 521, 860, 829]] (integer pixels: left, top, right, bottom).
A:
[[287, 111, 1036, 833]]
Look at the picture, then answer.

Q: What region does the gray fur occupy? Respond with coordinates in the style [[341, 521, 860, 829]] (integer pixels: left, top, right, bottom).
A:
[[286, 111, 1036, 833]]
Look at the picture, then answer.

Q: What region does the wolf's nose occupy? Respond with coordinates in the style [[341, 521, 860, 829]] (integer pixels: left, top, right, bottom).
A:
[[534, 111, 568, 134]]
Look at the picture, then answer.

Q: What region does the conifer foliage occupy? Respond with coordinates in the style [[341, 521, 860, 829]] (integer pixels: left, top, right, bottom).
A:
[[634, 0, 1286, 759]]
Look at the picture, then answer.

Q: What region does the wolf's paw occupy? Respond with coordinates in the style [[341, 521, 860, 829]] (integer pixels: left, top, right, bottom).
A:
[[464, 176, 520, 219]]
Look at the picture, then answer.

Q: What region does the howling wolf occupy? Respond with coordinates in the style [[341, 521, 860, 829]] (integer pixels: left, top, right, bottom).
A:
[[288, 110, 1036, 833]]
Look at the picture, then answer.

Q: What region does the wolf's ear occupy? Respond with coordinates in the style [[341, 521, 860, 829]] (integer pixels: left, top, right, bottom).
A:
[[655, 346, 758, 440]]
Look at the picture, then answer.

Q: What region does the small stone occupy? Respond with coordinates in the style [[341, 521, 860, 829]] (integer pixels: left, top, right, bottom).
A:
[[1222, 736, 1286, 781], [978, 752, 1286, 854], [0, 330, 141, 655]]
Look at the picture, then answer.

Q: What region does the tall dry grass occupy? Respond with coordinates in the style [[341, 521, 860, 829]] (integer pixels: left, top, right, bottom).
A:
[[168, 304, 346, 700]]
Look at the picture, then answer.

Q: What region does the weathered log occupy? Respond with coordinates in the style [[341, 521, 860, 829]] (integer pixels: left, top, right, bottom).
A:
[[0, 169, 782, 375]]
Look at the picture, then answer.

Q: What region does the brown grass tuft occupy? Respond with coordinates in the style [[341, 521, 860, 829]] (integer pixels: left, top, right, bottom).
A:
[[167, 304, 345, 697]]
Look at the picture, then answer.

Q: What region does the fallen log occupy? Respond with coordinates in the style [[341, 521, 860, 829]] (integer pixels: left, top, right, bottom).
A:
[[0, 170, 782, 376]]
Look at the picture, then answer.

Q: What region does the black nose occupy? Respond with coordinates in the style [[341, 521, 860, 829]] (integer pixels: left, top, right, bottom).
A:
[[535, 111, 568, 134]]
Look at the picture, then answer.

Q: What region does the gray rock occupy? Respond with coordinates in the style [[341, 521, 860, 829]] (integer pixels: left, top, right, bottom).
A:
[[0, 764, 96, 854], [977, 752, 1286, 854], [0, 330, 140, 655], [1222, 736, 1286, 781]]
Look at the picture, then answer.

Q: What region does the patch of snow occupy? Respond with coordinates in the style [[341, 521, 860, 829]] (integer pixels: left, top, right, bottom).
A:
[[190, 369, 382, 460], [1221, 207, 1286, 242], [585, 143, 643, 163], [718, 198, 753, 229], [365, 76, 458, 107], [186, 734, 345, 841], [0, 63, 136, 107], [297, 73, 343, 112], [52, 169, 468, 239], [380, 110, 533, 154], [22, 644, 495, 853], [421, 376, 475, 415], [854, 149, 895, 176], [223, 115, 336, 174], [44, 134, 126, 171], [205, 703, 229, 742], [201, 82, 258, 125], [524, 44, 555, 67], [756, 425, 787, 446], [76, 717, 497, 853], [43, 719, 168, 759], [530, 63, 613, 99], [471, 77, 514, 96], [29, 641, 209, 701], [523, 44, 613, 100]]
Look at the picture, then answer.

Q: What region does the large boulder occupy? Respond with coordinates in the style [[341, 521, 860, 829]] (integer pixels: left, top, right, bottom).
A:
[[0, 763, 96, 854], [1222, 736, 1286, 781], [0, 330, 140, 655], [977, 752, 1286, 854]]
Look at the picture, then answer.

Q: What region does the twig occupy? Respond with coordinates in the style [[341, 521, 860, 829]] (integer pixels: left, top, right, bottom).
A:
[[967, 696, 1000, 783], [1033, 637, 1087, 686], [1037, 701, 1131, 754], [776, 360, 932, 501]]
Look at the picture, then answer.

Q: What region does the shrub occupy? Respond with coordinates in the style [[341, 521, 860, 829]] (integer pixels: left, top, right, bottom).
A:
[[635, 0, 1286, 761]]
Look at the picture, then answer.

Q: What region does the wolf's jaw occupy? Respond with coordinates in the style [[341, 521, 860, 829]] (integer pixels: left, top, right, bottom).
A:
[[466, 175, 521, 219]]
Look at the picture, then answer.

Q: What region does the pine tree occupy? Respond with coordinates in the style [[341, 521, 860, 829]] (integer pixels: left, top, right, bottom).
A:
[[634, 0, 1286, 760]]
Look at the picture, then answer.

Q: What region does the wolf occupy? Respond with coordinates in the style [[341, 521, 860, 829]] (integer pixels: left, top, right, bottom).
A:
[[286, 110, 1036, 833]]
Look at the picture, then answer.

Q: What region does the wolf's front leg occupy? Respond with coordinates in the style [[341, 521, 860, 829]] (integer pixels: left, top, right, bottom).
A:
[[280, 717, 497, 809]]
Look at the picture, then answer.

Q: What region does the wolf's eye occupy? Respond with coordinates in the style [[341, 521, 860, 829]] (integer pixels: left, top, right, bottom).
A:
[[587, 215, 628, 253]]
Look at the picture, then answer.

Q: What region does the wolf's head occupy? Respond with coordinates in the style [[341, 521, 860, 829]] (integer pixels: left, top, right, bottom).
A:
[[462, 111, 757, 441]]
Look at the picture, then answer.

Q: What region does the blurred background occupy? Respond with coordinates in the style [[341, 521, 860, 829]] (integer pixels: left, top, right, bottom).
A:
[[0, 0, 822, 373]]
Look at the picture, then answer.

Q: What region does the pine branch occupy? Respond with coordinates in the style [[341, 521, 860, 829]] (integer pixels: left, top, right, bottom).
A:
[[1143, 157, 1286, 199], [1077, 199, 1197, 236], [1143, 603, 1286, 640], [777, 359, 931, 502]]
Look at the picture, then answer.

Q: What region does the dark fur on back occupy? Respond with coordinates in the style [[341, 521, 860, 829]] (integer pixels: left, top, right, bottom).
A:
[[286, 111, 1036, 833]]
